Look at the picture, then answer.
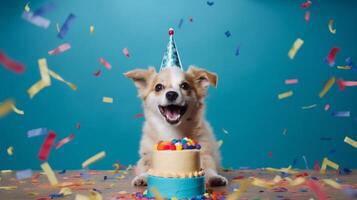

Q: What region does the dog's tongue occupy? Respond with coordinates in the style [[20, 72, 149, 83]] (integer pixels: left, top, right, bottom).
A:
[[166, 108, 180, 121]]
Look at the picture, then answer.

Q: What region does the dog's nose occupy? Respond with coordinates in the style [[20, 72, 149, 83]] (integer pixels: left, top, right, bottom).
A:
[[166, 91, 178, 101]]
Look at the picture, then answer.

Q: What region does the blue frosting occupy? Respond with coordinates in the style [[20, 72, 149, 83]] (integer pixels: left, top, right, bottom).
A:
[[147, 175, 205, 199]]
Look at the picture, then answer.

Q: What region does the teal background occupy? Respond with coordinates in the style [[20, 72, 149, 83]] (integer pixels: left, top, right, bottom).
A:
[[0, 0, 356, 170]]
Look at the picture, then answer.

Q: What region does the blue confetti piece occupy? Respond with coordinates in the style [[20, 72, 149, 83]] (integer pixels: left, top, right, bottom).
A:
[[178, 18, 184, 29], [320, 137, 332, 141], [49, 193, 64, 198], [225, 30, 231, 37], [332, 111, 350, 117], [27, 128, 47, 138], [292, 157, 298, 168], [302, 155, 309, 170], [58, 169, 66, 174], [33, 2, 56, 17], [235, 45, 240, 56], [58, 13, 76, 39], [207, 1, 214, 6], [339, 167, 352, 175], [16, 169, 32, 180]]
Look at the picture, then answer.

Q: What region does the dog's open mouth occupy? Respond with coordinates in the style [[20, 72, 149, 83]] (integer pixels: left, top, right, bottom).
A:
[[158, 104, 187, 124]]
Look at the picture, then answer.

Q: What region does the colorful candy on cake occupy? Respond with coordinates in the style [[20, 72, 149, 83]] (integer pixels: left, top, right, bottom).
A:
[[146, 138, 206, 199]]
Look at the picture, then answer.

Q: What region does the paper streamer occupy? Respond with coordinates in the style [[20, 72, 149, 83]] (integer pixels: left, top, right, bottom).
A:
[[38, 131, 56, 161], [304, 11, 310, 22], [301, 0, 312, 9], [48, 43, 71, 55], [319, 76, 335, 98], [48, 69, 78, 91], [99, 57, 112, 70], [285, 79, 298, 85], [344, 136, 357, 149], [21, 11, 50, 29], [0, 99, 15, 117], [288, 38, 304, 59], [320, 157, 339, 174], [122, 48, 130, 58], [82, 151, 106, 168], [328, 20, 336, 34], [278, 90, 293, 99], [227, 180, 250, 200], [40, 162, 58, 186], [326, 47, 340, 66], [0, 50, 26, 74], [16, 169, 32, 180], [332, 111, 350, 117], [58, 13, 76, 39], [27, 128, 48, 138], [55, 134, 74, 149], [102, 97, 113, 103]]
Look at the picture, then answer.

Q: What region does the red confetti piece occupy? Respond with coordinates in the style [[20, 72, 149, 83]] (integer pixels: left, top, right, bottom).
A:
[[93, 69, 101, 76], [134, 113, 144, 118], [0, 50, 26, 74], [122, 48, 130, 58], [301, 0, 312, 9], [76, 122, 80, 130], [38, 131, 56, 161], [99, 57, 112, 70], [337, 79, 357, 91], [55, 134, 75, 149], [48, 43, 71, 55], [305, 180, 328, 200], [326, 47, 340, 66], [304, 11, 311, 22], [314, 160, 320, 172]]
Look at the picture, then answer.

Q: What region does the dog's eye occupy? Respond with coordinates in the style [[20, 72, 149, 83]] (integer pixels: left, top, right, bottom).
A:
[[180, 82, 190, 90], [155, 83, 164, 92]]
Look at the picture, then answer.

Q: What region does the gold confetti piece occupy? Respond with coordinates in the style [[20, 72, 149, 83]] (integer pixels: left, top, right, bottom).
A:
[[322, 179, 341, 189], [7, 146, 13, 156], [56, 23, 61, 33], [288, 177, 305, 186], [328, 20, 336, 34], [288, 38, 304, 59], [226, 179, 250, 200], [1, 170, 12, 173], [251, 177, 274, 188], [344, 136, 357, 148], [24, 2, 30, 12], [59, 187, 72, 196], [11, 104, 24, 115], [40, 162, 59, 186], [75, 194, 90, 200], [265, 165, 298, 174], [90, 25, 94, 34], [320, 157, 339, 174], [319, 77, 335, 98], [102, 97, 113, 103], [38, 58, 51, 85], [48, 69, 77, 90], [82, 151, 106, 168], [278, 90, 293, 100], [150, 187, 164, 200], [112, 163, 120, 174], [222, 128, 229, 134], [337, 65, 351, 70], [27, 80, 48, 99], [28, 192, 39, 196], [0, 99, 15, 117], [89, 190, 103, 200], [217, 140, 223, 148], [118, 191, 128, 195], [0, 186, 17, 190]]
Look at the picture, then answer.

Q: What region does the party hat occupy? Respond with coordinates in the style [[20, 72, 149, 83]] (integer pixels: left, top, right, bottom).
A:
[[160, 28, 183, 71]]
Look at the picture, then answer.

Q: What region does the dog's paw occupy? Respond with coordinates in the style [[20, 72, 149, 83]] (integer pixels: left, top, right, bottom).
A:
[[131, 175, 148, 186], [207, 175, 228, 187]]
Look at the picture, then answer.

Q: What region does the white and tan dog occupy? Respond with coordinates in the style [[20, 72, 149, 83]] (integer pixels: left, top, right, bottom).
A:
[[125, 65, 227, 187]]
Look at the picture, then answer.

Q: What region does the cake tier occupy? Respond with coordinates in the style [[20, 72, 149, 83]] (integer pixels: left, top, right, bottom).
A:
[[148, 149, 204, 178], [147, 175, 205, 199]]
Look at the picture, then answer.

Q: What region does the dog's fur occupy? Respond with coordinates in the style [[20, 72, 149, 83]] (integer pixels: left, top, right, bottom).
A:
[[125, 65, 227, 187]]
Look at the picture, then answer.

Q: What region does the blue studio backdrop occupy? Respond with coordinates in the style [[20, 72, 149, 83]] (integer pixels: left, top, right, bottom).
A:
[[0, 0, 357, 170]]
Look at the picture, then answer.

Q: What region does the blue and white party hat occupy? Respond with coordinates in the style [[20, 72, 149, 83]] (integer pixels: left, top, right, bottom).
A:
[[160, 28, 183, 71]]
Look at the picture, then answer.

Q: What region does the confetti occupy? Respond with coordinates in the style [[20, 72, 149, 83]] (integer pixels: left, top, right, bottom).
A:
[[328, 20, 336, 34], [222, 128, 229, 134], [336, 65, 351, 70], [24, 2, 30, 12], [0, 99, 15, 118], [40, 162, 58, 186], [0, 186, 17, 190], [302, 104, 317, 110], [59, 187, 72, 196], [55, 134, 74, 149], [288, 38, 304, 59], [320, 157, 339, 174], [235, 45, 240, 56], [325, 47, 340, 66], [0, 50, 26, 74], [27, 80, 49, 98], [285, 79, 298, 85], [302, 155, 309, 170], [90, 25, 94, 34], [189, 17, 193, 22], [82, 151, 106, 168], [93, 69, 101, 76], [265, 166, 298, 174], [134, 113, 144, 118], [48, 43, 71, 55], [56, 23, 61, 32], [99, 57, 112, 70], [7, 146, 14, 156], [324, 104, 330, 111], [150, 187, 164, 200], [278, 90, 293, 99], [337, 79, 357, 90], [58, 13, 76, 39], [27, 58, 51, 98], [314, 160, 319, 172], [304, 11, 310, 22], [322, 179, 341, 189], [76, 122, 81, 130], [178, 18, 183, 28], [227, 180, 250, 200], [27, 128, 48, 138], [122, 48, 130, 58], [225, 31, 231, 37], [102, 97, 113, 103], [38, 131, 56, 161], [344, 136, 357, 149], [319, 76, 335, 98], [217, 140, 223, 148], [207, 1, 214, 6], [48, 69, 78, 91], [305, 180, 328, 200], [301, 0, 312, 9], [33, 2, 55, 17], [21, 11, 50, 29], [283, 128, 288, 135], [16, 169, 32, 180], [332, 111, 350, 117], [11, 104, 24, 115]]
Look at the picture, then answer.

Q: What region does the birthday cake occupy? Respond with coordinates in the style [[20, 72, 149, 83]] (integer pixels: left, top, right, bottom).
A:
[[147, 138, 205, 199]]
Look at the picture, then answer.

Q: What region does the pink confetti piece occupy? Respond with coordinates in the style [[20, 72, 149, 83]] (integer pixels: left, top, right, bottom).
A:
[[0, 50, 26, 74], [134, 113, 144, 118], [301, 0, 312, 9], [55, 134, 74, 149], [305, 180, 328, 200], [122, 48, 130, 58], [304, 11, 311, 22], [99, 57, 112, 70], [326, 47, 340, 67], [48, 43, 71, 55], [337, 79, 357, 91], [93, 69, 102, 76], [324, 104, 330, 111], [285, 79, 298, 85], [76, 122, 80, 130]]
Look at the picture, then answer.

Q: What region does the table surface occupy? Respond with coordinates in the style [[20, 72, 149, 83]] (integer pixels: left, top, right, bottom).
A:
[[0, 168, 356, 199]]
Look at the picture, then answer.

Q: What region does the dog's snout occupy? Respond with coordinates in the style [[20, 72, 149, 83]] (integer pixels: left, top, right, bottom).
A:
[[166, 91, 178, 101]]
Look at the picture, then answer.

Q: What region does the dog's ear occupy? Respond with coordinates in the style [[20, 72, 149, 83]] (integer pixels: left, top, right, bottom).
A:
[[124, 67, 156, 98], [187, 65, 218, 97]]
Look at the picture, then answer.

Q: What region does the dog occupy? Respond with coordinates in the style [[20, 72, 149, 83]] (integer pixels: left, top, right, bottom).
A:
[[124, 65, 228, 187]]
